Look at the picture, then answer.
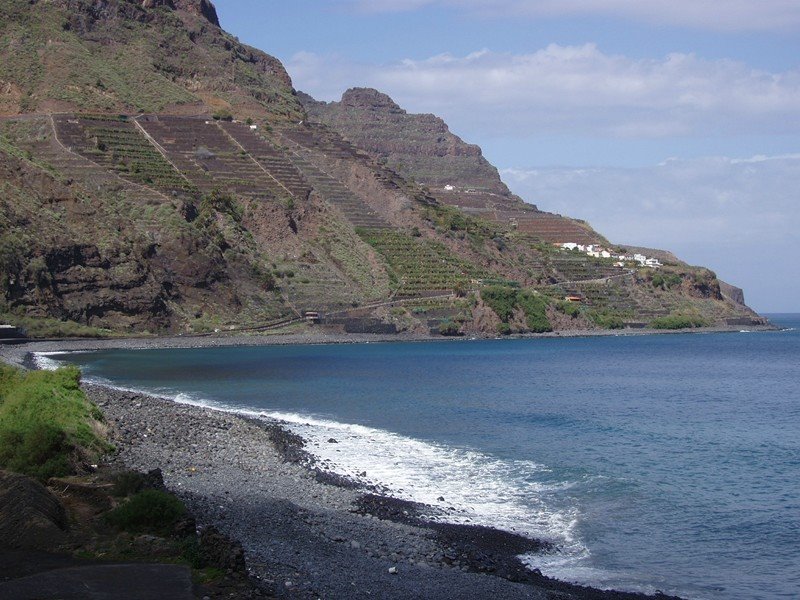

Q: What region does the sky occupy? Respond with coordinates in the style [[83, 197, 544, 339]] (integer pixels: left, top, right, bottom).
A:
[[214, 0, 800, 313]]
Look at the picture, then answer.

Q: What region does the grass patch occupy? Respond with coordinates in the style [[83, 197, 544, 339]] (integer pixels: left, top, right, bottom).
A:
[[0, 312, 114, 339], [0, 365, 109, 480], [588, 310, 625, 330], [650, 314, 709, 329]]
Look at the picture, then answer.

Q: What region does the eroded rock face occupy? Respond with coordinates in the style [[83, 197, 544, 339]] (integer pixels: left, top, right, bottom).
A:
[[720, 280, 746, 305], [139, 0, 221, 27], [172, 0, 220, 27], [0, 471, 69, 551], [302, 88, 510, 195]]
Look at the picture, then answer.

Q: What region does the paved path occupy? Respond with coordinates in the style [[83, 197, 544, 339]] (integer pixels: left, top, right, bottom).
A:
[[0, 563, 194, 600]]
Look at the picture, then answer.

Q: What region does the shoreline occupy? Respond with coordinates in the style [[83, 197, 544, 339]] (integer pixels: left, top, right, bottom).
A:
[[82, 382, 682, 599], [0, 322, 779, 367], [6, 327, 785, 597], [0, 345, 688, 598]]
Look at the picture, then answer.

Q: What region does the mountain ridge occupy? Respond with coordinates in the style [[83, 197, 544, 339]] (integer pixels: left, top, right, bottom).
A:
[[0, 0, 768, 337]]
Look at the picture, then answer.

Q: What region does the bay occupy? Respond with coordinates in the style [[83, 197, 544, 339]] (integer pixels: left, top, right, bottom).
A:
[[45, 315, 800, 599]]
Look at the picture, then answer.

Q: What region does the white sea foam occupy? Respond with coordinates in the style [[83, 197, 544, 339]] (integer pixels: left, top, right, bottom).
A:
[[32, 351, 79, 371], [32, 350, 592, 580], [260, 410, 587, 560]]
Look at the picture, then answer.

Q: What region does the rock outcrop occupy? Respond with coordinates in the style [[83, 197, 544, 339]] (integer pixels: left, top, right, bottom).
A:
[[719, 280, 746, 306], [0, 0, 298, 118], [302, 88, 515, 198], [172, 0, 220, 27], [0, 471, 69, 551]]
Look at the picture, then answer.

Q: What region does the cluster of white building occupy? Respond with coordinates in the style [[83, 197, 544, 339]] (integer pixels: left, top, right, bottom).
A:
[[559, 243, 662, 268]]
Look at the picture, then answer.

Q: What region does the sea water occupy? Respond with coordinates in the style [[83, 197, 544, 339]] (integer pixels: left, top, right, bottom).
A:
[[42, 315, 800, 599]]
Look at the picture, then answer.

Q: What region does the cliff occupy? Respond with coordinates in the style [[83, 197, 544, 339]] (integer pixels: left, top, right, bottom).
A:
[[0, 1, 766, 336], [302, 88, 513, 198]]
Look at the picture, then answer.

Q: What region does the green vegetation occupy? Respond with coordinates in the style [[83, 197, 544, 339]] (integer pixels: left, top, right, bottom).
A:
[[357, 227, 485, 295], [651, 272, 683, 290], [556, 300, 581, 318], [437, 320, 462, 336], [106, 489, 187, 534], [81, 119, 196, 194], [516, 290, 551, 333], [212, 108, 234, 122], [650, 313, 709, 329], [423, 205, 501, 240], [481, 286, 518, 322], [588, 310, 625, 330], [111, 470, 151, 497], [0, 365, 109, 480], [0, 312, 114, 339], [481, 286, 552, 333]]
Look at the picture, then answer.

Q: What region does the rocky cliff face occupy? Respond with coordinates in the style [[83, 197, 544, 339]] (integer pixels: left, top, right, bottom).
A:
[[302, 88, 518, 199], [719, 280, 746, 306]]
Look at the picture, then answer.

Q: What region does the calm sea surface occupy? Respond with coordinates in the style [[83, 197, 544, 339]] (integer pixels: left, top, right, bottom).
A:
[[44, 315, 800, 599]]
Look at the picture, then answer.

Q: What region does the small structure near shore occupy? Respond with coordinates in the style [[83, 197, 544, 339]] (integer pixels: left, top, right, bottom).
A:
[[0, 324, 26, 341]]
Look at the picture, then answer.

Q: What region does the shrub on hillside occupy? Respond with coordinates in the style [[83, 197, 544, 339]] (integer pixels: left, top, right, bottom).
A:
[[212, 108, 233, 121], [482, 286, 552, 333], [481, 286, 518, 322], [517, 290, 552, 333], [589, 310, 625, 330], [438, 320, 462, 336], [650, 314, 709, 329], [556, 300, 581, 318], [651, 272, 683, 290], [106, 489, 186, 534], [0, 424, 72, 480]]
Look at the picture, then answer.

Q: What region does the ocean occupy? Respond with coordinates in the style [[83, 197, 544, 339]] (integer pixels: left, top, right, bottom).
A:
[[40, 315, 800, 599]]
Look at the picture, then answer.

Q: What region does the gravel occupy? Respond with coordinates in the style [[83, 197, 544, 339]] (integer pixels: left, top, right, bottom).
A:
[[84, 384, 681, 600]]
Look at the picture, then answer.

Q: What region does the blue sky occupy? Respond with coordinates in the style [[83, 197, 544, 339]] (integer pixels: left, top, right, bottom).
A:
[[214, 1, 799, 312]]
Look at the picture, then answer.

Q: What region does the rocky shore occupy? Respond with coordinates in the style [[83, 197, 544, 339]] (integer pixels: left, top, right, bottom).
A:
[[79, 383, 681, 600], [0, 331, 747, 598], [0, 320, 779, 367]]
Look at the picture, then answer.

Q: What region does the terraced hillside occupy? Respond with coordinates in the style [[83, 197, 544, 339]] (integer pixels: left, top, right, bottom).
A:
[[0, 0, 767, 336], [52, 115, 196, 195], [357, 228, 486, 297], [301, 88, 605, 245]]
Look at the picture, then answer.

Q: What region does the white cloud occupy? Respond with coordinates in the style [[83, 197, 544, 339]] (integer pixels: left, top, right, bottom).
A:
[[340, 0, 800, 33], [288, 45, 800, 141], [501, 154, 800, 311]]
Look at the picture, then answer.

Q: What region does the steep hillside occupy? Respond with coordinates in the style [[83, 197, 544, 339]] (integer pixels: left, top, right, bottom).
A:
[[0, 0, 300, 120], [302, 88, 602, 246], [0, 0, 767, 337], [302, 88, 514, 198]]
